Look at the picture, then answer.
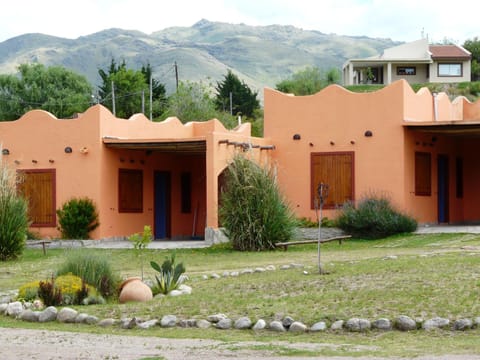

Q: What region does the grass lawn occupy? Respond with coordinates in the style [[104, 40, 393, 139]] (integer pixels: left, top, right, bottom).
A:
[[1, 232, 480, 358]]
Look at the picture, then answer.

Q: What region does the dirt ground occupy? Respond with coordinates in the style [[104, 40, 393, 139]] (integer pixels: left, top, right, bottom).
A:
[[3, 327, 480, 360]]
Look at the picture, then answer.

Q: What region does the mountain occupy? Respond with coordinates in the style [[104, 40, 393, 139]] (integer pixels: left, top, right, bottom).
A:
[[0, 19, 398, 95]]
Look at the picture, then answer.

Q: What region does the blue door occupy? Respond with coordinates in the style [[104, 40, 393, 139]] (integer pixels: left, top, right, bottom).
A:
[[154, 171, 171, 239], [437, 155, 449, 223]]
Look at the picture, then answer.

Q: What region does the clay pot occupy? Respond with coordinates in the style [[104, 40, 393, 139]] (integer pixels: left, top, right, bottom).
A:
[[118, 277, 153, 303]]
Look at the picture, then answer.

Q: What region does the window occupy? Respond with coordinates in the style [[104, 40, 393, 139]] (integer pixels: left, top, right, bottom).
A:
[[180, 172, 191, 213], [438, 63, 462, 77], [415, 152, 431, 196], [311, 152, 354, 209], [118, 169, 143, 212], [397, 66, 416, 75], [17, 169, 56, 226], [456, 157, 463, 198]]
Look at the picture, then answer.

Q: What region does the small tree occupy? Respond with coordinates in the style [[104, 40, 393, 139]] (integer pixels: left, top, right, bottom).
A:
[[0, 155, 29, 260], [56, 197, 99, 239], [128, 225, 152, 280], [219, 155, 296, 251]]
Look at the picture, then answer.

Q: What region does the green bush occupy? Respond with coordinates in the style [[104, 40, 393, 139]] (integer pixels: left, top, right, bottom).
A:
[[335, 195, 417, 239], [56, 252, 119, 298], [56, 197, 99, 239], [0, 160, 29, 261], [219, 155, 297, 251], [150, 253, 186, 295]]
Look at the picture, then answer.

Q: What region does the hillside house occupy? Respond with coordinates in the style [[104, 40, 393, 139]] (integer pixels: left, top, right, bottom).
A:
[[343, 38, 471, 85]]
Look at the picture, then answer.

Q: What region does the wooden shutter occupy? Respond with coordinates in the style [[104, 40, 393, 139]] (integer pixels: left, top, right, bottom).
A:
[[118, 169, 143, 212], [18, 169, 56, 226], [415, 152, 431, 196], [311, 152, 354, 209]]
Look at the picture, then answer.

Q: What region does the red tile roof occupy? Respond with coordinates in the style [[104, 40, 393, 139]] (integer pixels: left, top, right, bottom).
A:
[[429, 45, 471, 59]]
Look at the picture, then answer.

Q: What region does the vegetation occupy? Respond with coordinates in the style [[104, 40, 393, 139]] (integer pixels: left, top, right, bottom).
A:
[[56, 252, 119, 298], [150, 253, 186, 295], [214, 70, 260, 118], [0, 158, 29, 260], [128, 225, 153, 280], [335, 195, 417, 239], [56, 197, 100, 240], [219, 155, 297, 251], [463, 37, 480, 81], [37, 274, 98, 306], [275, 66, 341, 95], [0, 63, 93, 120]]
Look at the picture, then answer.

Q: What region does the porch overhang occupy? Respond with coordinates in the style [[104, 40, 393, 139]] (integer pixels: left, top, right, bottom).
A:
[[102, 136, 207, 154], [404, 121, 480, 137]]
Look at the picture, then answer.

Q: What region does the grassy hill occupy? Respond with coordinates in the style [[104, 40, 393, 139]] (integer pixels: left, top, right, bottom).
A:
[[0, 19, 397, 95]]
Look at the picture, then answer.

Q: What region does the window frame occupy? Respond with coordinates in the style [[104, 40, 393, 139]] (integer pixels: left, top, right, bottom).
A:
[[397, 66, 416, 75], [118, 168, 143, 213], [438, 63, 462, 77], [310, 152, 355, 210], [415, 152, 432, 196], [17, 168, 56, 227]]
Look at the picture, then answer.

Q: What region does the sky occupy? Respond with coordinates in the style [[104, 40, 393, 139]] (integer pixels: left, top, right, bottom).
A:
[[0, 0, 478, 44]]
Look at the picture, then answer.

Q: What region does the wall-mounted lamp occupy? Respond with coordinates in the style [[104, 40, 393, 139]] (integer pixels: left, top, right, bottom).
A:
[[309, 142, 314, 147], [32, 160, 37, 164], [64, 146, 73, 153], [49, 159, 55, 163], [292, 134, 301, 140], [364, 130, 373, 137], [14, 160, 20, 165], [330, 141, 335, 146], [350, 140, 355, 145], [2, 148, 10, 155]]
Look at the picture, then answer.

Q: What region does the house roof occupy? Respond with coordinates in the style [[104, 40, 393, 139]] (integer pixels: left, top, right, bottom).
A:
[[429, 45, 471, 60]]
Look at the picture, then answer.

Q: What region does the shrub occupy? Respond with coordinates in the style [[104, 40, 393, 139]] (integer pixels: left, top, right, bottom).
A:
[[335, 195, 417, 239], [17, 280, 40, 301], [0, 159, 29, 260], [150, 253, 186, 295], [38, 277, 63, 306], [56, 197, 99, 239], [56, 252, 119, 298], [219, 155, 297, 251]]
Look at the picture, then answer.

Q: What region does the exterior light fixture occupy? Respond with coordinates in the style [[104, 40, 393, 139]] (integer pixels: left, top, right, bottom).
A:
[[49, 159, 55, 163], [330, 141, 335, 145], [32, 160, 37, 163], [364, 130, 373, 137], [309, 142, 314, 147], [2, 148, 9, 155], [293, 134, 301, 140], [64, 146, 73, 153], [350, 140, 355, 144]]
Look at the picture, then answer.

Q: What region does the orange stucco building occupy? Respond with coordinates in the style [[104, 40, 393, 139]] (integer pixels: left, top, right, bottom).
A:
[[1, 79, 480, 241]]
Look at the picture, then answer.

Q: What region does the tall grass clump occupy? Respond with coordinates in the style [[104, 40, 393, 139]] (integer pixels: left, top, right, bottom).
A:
[[0, 156, 29, 260], [219, 155, 296, 251], [56, 252, 119, 298], [57, 197, 99, 239], [336, 194, 417, 239]]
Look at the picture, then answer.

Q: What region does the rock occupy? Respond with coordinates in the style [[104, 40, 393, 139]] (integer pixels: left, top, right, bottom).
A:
[[121, 317, 138, 329], [473, 317, 480, 327], [208, 313, 227, 323], [253, 319, 267, 330], [98, 318, 116, 327], [290, 263, 304, 269], [179, 319, 197, 328], [84, 315, 99, 325], [211, 273, 221, 279], [311, 321, 327, 332], [423, 317, 450, 330], [118, 277, 153, 303], [178, 284, 192, 295], [6, 302, 23, 317], [303, 271, 309, 275], [222, 271, 230, 277], [0, 303, 8, 314], [282, 316, 295, 328], [280, 265, 291, 270], [75, 313, 89, 324], [216, 318, 233, 329], [57, 307, 78, 323], [372, 318, 392, 331], [168, 290, 183, 297], [453, 318, 473, 331], [196, 319, 211, 329], [331, 320, 344, 330], [266, 265, 276, 271], [394, 315, 417, 331], [269, 321, 286, 332], [240, 269, 254, 275], [383, 255, 398, 260], [345, 318, 371, 332], [254, 267, 266, 273], [201, 275, 209, 280], [19, 309, 40, 322], [160, 315, 177, 328], [230, 271, 239, 277], [138, 319, 158, 329], [234, 317, 252, 330], [289, 321, 308, 332], [154, 293, 166, 299], [38, 306, 58, 323]]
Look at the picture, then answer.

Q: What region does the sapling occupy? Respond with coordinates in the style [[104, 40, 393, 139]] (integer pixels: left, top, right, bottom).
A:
[[128, 225, 152, 280]]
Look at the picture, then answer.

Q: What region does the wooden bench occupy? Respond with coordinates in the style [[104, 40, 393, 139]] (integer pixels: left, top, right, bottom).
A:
[[275, 235, 351, 251], [27, 240, 52, 255]]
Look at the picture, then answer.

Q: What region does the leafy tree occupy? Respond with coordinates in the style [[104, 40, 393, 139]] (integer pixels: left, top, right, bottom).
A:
[[276, 66, 341, 96], [214, 70, 260, 118], [141, 63, 167, 118], [0, 63, 93, 120], [463, 37, 480, 81]]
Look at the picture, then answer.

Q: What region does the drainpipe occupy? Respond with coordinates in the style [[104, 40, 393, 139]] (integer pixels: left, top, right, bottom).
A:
[[433, 93, 438, 122]]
